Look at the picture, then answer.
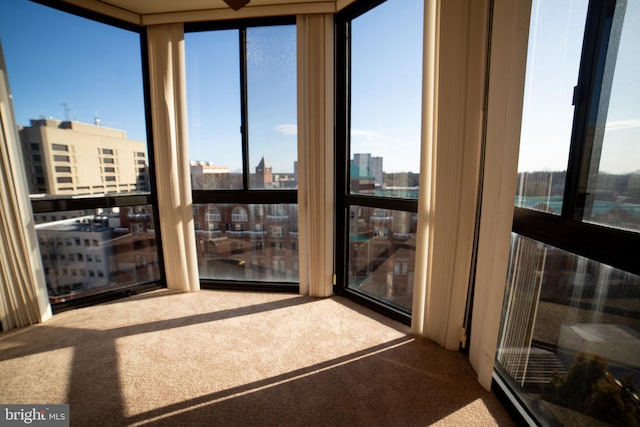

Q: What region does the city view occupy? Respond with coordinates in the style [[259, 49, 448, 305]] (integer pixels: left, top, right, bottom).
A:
[[18, 114, 421, 306]]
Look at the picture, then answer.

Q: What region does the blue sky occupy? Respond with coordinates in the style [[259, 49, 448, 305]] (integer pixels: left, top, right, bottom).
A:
[[0, 0, 424, 175], [186, 26, 299, 173], [0, 0, 147, 141], [519, 0, 640, 174], [350, 0, 424, 174], [4, 0, 631, 176]]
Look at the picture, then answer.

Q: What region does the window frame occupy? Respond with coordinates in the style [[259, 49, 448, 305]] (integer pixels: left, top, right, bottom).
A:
[[185, 17, 299, 292], [495, 0, 640, 423], [335, 0, 419, 325], [512, 0, 640, 277]]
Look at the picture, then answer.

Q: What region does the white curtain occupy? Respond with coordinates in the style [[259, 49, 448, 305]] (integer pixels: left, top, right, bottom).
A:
[[147, 24, 199, 292], [412, 0, 488, 351], [296, 14, 335, 297], [469, 0, 531, 390], [0, 42, 52, 330]]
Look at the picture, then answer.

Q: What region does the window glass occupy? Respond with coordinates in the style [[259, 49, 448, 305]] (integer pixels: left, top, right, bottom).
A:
[[36, 206, 160, 303], [347, 205, 417, 312], [349, 0, 423, 199], [0, 0, 149, 198], [515, 0, 588, 214], [193, 203, 298, 283], [583, 0, 640, 232], [496, 233, 640, 425], [186, 30, 243, 190], [247, 25, 297, 189]]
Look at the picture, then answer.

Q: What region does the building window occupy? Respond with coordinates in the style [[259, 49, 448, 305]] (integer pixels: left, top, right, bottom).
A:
[[56, 176, 73, 184], [102, 148, 113, 155], [495, 1, 640, 425], [52, 155, 69, 162], [336, 0, 423, 316], [205, 206, 221, 222], [271, 226, 284, 237], [55, 166, 71, 173], [231, 207, 248, 222], [51, 143, 68, 152]]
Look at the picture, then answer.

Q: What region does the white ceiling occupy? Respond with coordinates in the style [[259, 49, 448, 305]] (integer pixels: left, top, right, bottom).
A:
[[98, 0, 322, 15], [58, 0, 355, 25]]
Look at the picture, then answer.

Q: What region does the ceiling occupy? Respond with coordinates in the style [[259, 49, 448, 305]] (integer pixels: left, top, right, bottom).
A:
[[57, 0, 356, 25]]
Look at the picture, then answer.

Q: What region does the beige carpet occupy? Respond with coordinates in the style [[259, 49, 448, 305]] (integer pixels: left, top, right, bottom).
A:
[[0, 290, 514, 426]]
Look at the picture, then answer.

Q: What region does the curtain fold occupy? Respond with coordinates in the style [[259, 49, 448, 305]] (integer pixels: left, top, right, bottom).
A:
[[412, 0, 440, 337], [0, 42, 52, 330], [412, 0, 488, 352], [296, 14, 335, 297], [469, 0, 531, 390], [147, 24, 199, 293]]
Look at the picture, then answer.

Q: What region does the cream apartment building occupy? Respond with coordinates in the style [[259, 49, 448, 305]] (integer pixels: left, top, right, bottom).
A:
[[20, 118, 147, 196]]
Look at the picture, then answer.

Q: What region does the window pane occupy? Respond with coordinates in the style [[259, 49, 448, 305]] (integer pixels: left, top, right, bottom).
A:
[[347, 205, 417, 312], [349, 0, 423, 199], [36, 206, 160, 303], [1, 0, 149, 198], [186, 30, 243, 190], [583, 0, 640, 232], [194, 203, 298, 283], [515, 0, 588, 214], [247, 25, 297, 190], [496, 233, 640, 425]]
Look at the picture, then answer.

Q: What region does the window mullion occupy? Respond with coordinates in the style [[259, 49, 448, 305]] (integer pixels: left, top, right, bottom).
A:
[[239, 27, 250, 191], [562, 0, 617, 223]]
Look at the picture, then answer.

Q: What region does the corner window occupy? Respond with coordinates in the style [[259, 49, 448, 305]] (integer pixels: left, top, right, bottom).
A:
[[496, 1, 640, 424]]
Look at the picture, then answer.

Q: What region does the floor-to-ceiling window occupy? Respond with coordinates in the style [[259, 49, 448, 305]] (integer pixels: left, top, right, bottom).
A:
[[495, 0, 640, 424], [0, 0, 164, 310], [336, 0, 423, 322], [185, 19, 299, 290]]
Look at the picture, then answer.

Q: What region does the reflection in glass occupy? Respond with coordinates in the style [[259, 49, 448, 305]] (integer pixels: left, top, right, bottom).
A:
[[349, 0, 423, 199], [496, 233, 640, 425], [247, 25, 297, 189], [583, 0, 640, 232], [515, 0, 588, 214], [193, 203, 299, 283], [35, 206, 160, 303], [186, 30, 243, 190], [347, 206, 417, 312]]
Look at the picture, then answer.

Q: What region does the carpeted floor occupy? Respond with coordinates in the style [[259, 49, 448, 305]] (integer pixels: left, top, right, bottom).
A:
[[0, 290, 515, 426]]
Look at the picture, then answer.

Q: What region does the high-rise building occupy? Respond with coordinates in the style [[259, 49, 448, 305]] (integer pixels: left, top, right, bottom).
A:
[[352, 153, 383, 187], [19, 119, 148, 196]]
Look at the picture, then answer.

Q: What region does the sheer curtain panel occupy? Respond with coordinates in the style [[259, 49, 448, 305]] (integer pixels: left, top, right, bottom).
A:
[[147, 24, 199, 292], [296, 14, 335, 297], [0, 42, 51, 330]]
